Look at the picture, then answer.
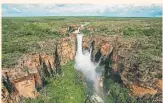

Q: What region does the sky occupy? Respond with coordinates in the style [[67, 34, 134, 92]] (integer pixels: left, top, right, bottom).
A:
[[2, 4, 162, 17]]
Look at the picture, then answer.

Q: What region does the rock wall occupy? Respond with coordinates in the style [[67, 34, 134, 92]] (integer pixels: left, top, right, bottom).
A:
[[2, 27, 162, 102]]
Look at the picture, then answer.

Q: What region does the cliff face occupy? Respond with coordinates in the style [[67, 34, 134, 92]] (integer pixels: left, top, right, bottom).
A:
[[2, 25, 162, 103]]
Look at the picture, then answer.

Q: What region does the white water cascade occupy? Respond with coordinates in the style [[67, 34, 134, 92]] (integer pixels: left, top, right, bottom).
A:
[[75, 34, 100, 91], [74, 24, 103, 102]]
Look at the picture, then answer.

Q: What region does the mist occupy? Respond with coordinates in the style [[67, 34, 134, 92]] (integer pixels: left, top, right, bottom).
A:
[[74, 33, 101, 93]]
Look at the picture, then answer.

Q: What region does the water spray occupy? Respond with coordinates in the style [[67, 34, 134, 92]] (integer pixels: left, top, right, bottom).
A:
[[74, 24, 104, 102]]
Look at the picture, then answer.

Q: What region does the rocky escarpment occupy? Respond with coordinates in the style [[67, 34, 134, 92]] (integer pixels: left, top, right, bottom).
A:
[[2, 24, 162, 103]]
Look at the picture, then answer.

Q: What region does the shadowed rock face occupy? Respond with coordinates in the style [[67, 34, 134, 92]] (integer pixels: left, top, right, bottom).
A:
[[2, 48, 61, 103], [2, 27, 162, 103]]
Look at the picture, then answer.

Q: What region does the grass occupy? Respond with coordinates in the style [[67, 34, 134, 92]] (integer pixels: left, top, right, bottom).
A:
[[24, 62, 86, 103], [23, 62, 157, 103], [2, 17, 162, 102], [2, 17, 70, 67], [105, 79, 156, 103], [2, 17, 161, 68]]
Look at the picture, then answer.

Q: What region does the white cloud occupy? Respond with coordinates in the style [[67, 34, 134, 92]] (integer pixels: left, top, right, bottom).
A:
[[47, 4, 106, 14], [12, 7, 22, 13], [2, 4, 162, 17]]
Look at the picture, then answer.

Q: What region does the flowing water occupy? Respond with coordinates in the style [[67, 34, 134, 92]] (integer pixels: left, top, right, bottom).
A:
[[75, 34, 100, 91], [74, 24, 104, 102]]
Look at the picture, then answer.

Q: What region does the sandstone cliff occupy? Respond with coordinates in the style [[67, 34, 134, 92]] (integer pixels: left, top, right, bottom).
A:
[[2, 24, 162, 103]]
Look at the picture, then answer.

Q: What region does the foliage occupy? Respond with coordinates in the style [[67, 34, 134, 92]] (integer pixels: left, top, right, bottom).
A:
[[2, 17, 161, 68], [2, 17, 162, 103], [24, 62, 86, 103]]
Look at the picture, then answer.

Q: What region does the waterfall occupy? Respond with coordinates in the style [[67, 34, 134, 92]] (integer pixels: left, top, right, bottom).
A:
[[74, 24, 103, 102], [76, 34, 83, 55]]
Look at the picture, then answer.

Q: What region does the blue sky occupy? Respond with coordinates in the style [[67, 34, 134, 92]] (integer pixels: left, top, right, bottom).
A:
[[2, 4, 162, 17]]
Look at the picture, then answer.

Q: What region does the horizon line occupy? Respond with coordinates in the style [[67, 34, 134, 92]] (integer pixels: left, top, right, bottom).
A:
[[2, 16, 162, 18]]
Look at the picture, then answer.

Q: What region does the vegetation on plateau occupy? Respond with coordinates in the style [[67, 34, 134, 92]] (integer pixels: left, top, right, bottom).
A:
[[2, 17, 162, 103]]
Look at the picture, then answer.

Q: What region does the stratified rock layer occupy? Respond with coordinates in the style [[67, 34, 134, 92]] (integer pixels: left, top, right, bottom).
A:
[[2, 27, 162, 103]]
